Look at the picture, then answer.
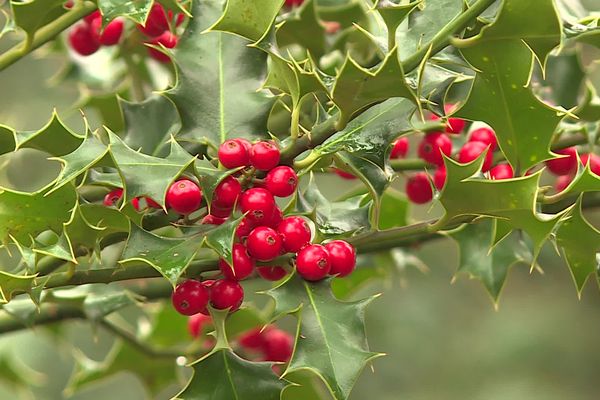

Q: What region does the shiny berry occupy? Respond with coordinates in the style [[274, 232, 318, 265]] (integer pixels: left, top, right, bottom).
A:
[[555, 174, 573, 192], [431, 104, 466, 134], [489, 163, 514, 180], [166, 179, 202, 214], [390, 137, 409, 159], [210, 279, 244, 312], [210, 204, 233, 218], [188, 314, 211, 338], [219, 243, 255, 280], [214, 176, 242, 208], [469, 127, 497, 151], [202, 214, 227, 225], [417, 132, 452, 166], [296, 244, 331, 281], [90, 17, 124, 46], [257, 266, 288, 281], [333, 168, 356, 180], [277, 216, 311, 253], [263, 206, 283, 229], [250, 141, 280, 171], [69, 23, 100, 56], [324, 240, 356, 277], [581, 153, 600, 175], [433, 167, 446, 190], [247, 227, 282, 262], [265, 166, 298, 197], [172, 280, 209, 316], [137, 4, 169, 37], [406, 172, 433, 204], [83, 10, 101, 24], [103, 188, 123, 206], [235, 217, 256, 239], [218, 139, 249, 169], [238, 327, 269, 350], [240, 188, 276, 224], [147, 31, 178, 63], [546, 147, 578, 176], [458, 141, 493, 172], [263, 329, 294, 362], [236, 138, 252, 152]]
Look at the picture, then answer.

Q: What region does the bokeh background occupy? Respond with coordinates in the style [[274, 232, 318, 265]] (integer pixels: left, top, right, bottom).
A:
[[2, 3, 600, 399]]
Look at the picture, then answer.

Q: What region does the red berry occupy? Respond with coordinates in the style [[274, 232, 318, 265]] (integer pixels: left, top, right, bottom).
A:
[[333, 168, 356, 180], [168, 10, 185, 27], [265, 166, 298, 197], [167, 179, 202, 214], [188, 314, 211, 339], [250, 141, 280, 171], [201, 214, 227, 225], [90, 17, 124, 46], [458, 141, 493, 172], [489, 163, 514, 180], [138, 4, 169, 37], [285, 0, 304, 6], [147, 31, 178, 63], [68, 23, 100, 56], [83, 10, 101, 24], [406, 172, 433, 204], [263, 329, 293, 362], [236, 138, 252, 152], [296, 244, 331, 281], [236, 217, 256, 239], [431, 104, 466, 134], [469, 127, 497, 151], [210, 204, 233, 218], [545, 147, 578, 176], [555, 174, 573, 192], [238, 327, 269, 350], [247, 227, 282, 262], [219, 243, 255, 280], [240, 188, 276, 224], [263, 206, 283, 229], [103, 188, 123, 206], [218, 139, 249, 169], [214, 176, 242, 208], [277, 216, 311, 253], [417, 132, 452, 166], [390, 137, 409, 159], [433, 167, 446, 190], [172, 280, 210, 316], [132, 197, 160, 211], [132, 197, 142, 211], [257, 266, 288, 281], [324, 240, 356, 277], [581, 153, 600, 175], [210, 279, 244, 311]]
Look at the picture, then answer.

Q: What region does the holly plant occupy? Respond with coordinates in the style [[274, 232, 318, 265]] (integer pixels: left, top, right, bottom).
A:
[[0, 0, 599, 398]]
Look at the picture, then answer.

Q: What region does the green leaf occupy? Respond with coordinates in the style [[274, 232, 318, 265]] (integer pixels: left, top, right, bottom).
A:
[[449, 219, 531, 302], [166, 0, 273, 147], [0, 184, 77, 243], [10, 0, 65, 39], [555, 197, 600, 294], [0, 271, 37, 304], [276, 0, 326, 59], [98, 0, 152, 24], [378, 188, 408, 230], [65, 204, 130, 251], [209, 0, 284, 43], [551, 161, 600, 199], [194, 158, 236, 205], [32, 232, 76, 264], [83, 289, 143, 320], [176, 349, 286, 399], [121, 94, 181, 157], [267, 275, 381, 400], [77, 92, 125, 133], [454, 0, 563, 172], [374, 0, 421, 47], [203, 216, 242, 265], [297, 174, 370, 237], [108, 132, 195, 207], [121, 225, 203, 286]]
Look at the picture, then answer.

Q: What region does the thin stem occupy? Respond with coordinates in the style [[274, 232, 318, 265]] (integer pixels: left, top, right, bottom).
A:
[[0, 2, 98, 71], [122, 51, 146, 102]]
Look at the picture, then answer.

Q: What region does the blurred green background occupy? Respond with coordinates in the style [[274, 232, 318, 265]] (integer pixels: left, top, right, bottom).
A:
[[2, 23, 600, 400]]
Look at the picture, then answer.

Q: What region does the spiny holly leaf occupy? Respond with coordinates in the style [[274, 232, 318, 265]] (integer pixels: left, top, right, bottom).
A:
[[77, 92, 125, 133], [297, 174, 370, 237], [0, 184, 77, 243], [10, 0, 65, 39], [121, 94, 181, 157], [449, 219, 531, 303], [555, 197, 600, 295], [204, 216, 243, 265], [83, 289, 143, 320], [97, 0, 152, 24], [374, 0, 421, 50], [267, 275, 381, 400], [332, 48, 416, 124], [276, 0, 326, 59], [454, 0, 562, 172], [378, 188, 409, 230], [65, 204, 129, 252], [121, 225, 203, 286], [176, 349, 286, 399], [166, 0, 273, 147], [194, 158, 237, 205], [0, 112, 83, 156], [439, 156, 559, 256], [32, 232, 76, 264], [552, 161, 600, 198], [209, 0, 284, 43], [0, 271, 37, 304], [565, 19, 600, 49], [108, 132, 195, 207]]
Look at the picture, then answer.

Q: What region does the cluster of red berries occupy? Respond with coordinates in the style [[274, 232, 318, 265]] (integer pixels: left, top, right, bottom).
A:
[[67, 3, 182, 63], [546, 148, 600, 192], [172, 278, 244, 315]]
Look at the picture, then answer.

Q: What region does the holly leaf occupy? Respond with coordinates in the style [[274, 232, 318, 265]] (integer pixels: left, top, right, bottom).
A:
[[203, 216, 242, 265], [209, 0, 284, 43], [266, 275, 381, 400], [276, 0, 326, 59], [555, 196, 600, 295], [97, 0, 152, 24], [166, 0, 273, 147], [374, 0, 421, 49], [65, 204, 129, 251], [0, 271, 37, 304], [108, 132, 195, 207], [32, 232, 76, 264], [449, 219, 531, 303], [176, 349, 286, 399], [551, 161, 600, 199], [10, 0, 65, 39], [121, 94, 181, 157], [77, 92, 125, 133], [378, 188, 409, 230], [194, 158, 237, 205], [121, 225, 203, 286], [454, 0, 563, 172]]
